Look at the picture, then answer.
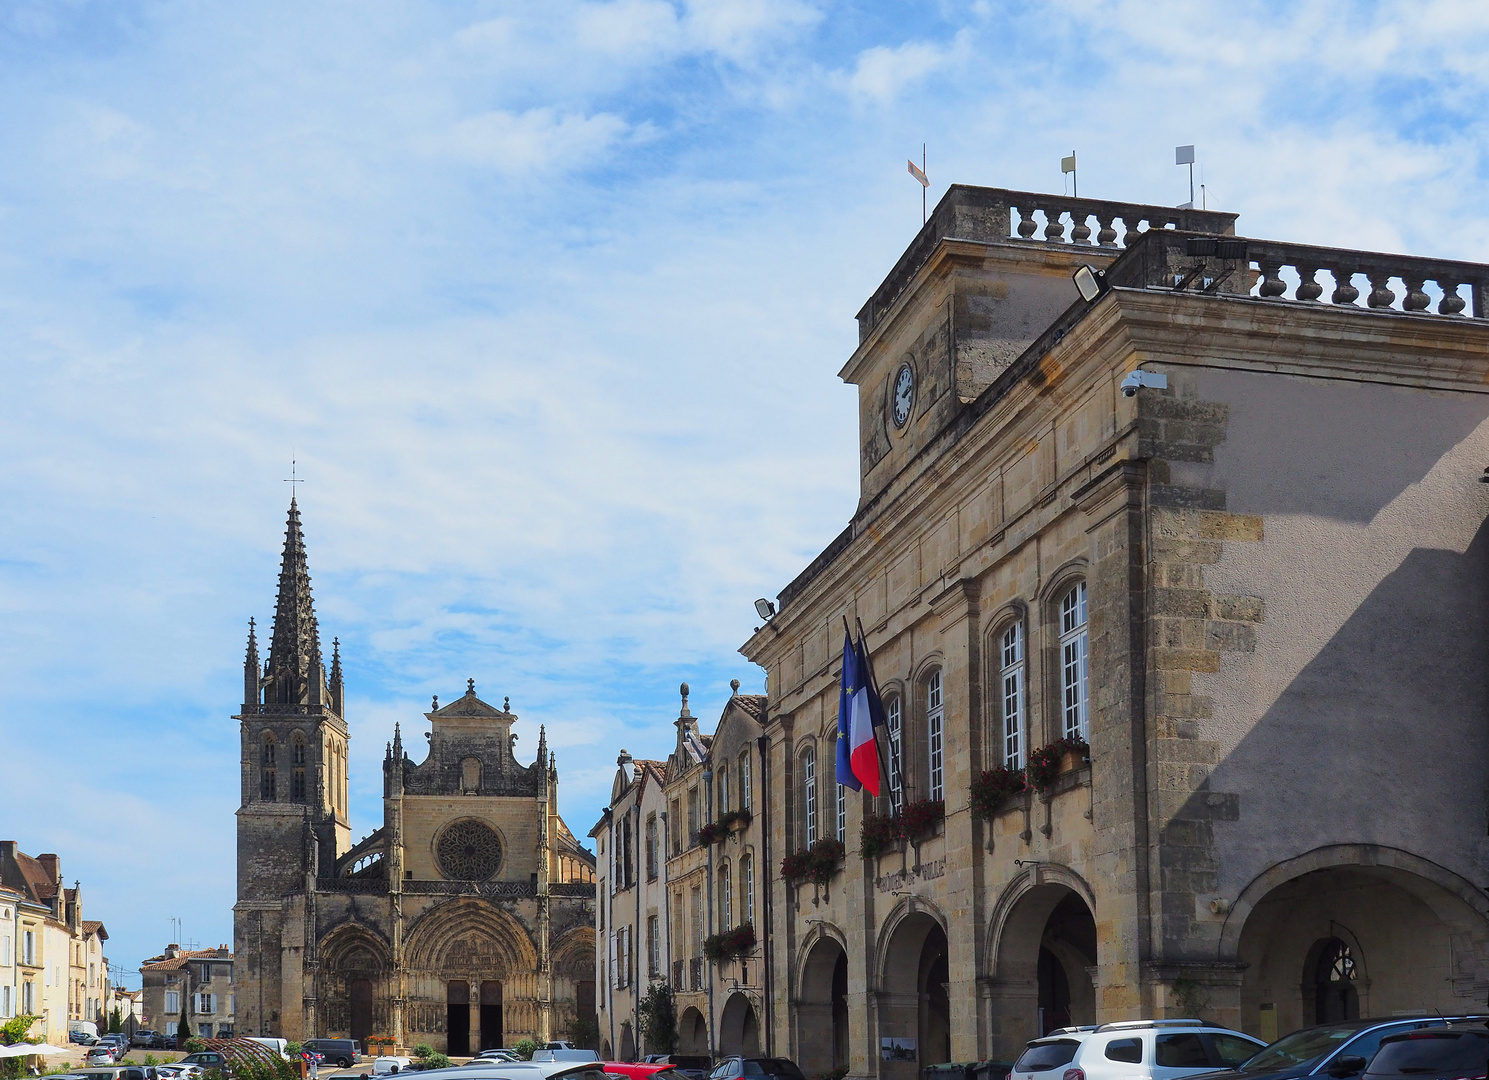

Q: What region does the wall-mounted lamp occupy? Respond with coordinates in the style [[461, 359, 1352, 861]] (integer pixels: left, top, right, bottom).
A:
[[754, 598, 777, 620]]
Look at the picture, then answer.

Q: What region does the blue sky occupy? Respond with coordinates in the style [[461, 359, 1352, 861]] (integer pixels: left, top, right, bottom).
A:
[[2, 0, 1486, 988]]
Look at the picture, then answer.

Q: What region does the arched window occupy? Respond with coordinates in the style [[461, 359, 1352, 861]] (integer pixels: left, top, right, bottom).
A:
[[885, 695, 903, 815], [720, 861, 733, 930], [739, 750, 752, 810], [926, 670, 944, 802], [290, 732, 308, 802], [1313, 938, 1360, 1024], [260, 734, 277, 802], [742, 854, 754, 924], [999, 622, 1026, 768], [801, 746, 818, 846], [1060, 582, 1089, 740], [718, 763, 730, 815]]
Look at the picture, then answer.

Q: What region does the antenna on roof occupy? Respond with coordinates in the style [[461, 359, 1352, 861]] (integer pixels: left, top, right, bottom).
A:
[[1176, 145, 1196, 208], [1061, 151, 1077, 197]]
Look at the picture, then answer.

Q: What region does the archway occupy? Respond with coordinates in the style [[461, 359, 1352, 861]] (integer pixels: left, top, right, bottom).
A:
[[797, 935, 848, 1075], [678, 1007, 709, 1056], [1233, 855, 1489, 1039], [985, 875, 1097, 1058], [318, 924, 390, 1046], [879, 909, 951, 1080], [720, 992, 760, 1058], [620, 1021, 636, 1062]]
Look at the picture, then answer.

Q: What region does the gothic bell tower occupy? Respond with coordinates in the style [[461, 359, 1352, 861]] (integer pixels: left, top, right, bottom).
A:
[[233, 497, 351, 1035]]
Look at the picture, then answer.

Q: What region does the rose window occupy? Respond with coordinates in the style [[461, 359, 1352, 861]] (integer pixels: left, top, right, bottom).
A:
[[436, 819, 503, 881]]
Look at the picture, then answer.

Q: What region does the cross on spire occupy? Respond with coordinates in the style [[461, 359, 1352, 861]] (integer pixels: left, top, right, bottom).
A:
[[284, 458, 305, 501]]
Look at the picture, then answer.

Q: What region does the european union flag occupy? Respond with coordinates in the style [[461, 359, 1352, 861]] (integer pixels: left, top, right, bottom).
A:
[[835, 631, 862, 790]]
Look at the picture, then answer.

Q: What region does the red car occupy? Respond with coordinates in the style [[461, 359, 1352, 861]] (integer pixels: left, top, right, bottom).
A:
[[601, 1065, 687, 1080]]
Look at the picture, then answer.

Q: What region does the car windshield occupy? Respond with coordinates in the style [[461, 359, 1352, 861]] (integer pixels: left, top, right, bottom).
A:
[[1244, 1027, 1365, 1072], [1366, 1033, 1489, 1077], [1014, 1041, 1081, 1073]]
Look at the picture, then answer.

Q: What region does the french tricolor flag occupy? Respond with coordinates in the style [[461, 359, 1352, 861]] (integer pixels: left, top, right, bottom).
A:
[[849, 628, 886, 795]]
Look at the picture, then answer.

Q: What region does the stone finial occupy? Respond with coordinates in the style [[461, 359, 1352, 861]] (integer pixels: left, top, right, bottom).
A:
[[504, 696, 510, 713], [467, 678, 475, 695], [679, 682, 692, 717], [432, 696, 438, 710], [730, 679, 740, 695], [617, 748, 633, 767]]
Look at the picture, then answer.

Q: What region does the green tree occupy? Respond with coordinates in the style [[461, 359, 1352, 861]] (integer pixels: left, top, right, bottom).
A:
[[109, 1007, 123, 1035], [178, 998, 191, 1047], [0, 1016, 39, 1080], [637, 982, 676, 1057], [568, 1016, 600, 1053]]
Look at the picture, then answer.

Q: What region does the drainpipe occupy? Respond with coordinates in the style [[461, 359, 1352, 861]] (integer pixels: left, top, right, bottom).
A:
[[661, 809, 672, 1052], [607, 810, 615, 1060], [703, 768, 716, 1060], [634, 805, 642, 1061], [756, 732, 773, 1058]]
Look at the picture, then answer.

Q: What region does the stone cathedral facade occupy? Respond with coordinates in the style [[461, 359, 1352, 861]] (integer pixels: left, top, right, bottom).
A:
[[233, 499, 597, 1053]]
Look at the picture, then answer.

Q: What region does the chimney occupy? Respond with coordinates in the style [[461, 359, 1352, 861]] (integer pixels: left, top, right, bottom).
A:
[[166, 944, 180, 959], [38, 854, 60, 884]]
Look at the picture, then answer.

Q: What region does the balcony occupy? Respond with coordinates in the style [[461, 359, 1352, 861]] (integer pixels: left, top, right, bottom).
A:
[[689, 957, 704, 991]]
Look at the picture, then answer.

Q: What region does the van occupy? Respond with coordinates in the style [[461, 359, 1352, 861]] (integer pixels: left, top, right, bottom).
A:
[[303, 1040, 360, 1068], [245, 1038, 290, 1060]]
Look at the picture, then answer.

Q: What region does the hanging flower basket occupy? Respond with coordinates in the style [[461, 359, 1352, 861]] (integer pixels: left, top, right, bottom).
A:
[[780, 838, 844, 886], [718, 808, 754, 833], [696, 821, 727, 845], [859, 811, 900, 859], [703, 922, 756, 963], [1027, 737, 1089, 793], [971, 766, 1028, 819]]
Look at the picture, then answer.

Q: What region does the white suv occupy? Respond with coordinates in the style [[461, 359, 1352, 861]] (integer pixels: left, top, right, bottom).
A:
[[1010, 1020, 1266, 1080]]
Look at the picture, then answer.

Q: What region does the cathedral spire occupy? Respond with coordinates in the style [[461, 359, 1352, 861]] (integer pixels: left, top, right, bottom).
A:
[[264, 496, 328, 708], [243, 618, 260, 707]]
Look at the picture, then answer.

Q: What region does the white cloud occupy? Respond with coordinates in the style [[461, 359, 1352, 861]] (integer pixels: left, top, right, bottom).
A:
[[433, 107, 633, 174], [841, 34, 967, 104]]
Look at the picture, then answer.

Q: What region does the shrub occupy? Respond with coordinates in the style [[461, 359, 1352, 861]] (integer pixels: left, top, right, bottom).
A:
[[971, 765, 1028, 819], [637, 982, 677, 1056], [858, 811, 900, 859], [415, 1047, 451, 1070], [512, 1039, 539, 1061], [182, 1038, 208, 1054], [284, 1043, 302, 1059], [568, 1016, 600, 1053], [1027, 737, 1089, 792]]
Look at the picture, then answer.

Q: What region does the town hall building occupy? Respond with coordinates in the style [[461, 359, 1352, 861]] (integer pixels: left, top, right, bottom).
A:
[[233, 499, 597, 1052]]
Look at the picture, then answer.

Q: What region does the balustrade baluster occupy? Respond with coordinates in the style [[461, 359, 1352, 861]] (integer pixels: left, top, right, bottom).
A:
[[1043, 210, 1067, 242], [1402, 278, 1430, 312], [1257, 261, 1287, 298], [1015, 207, 1038, 239], [1296, 266, 1323, 302], [1070, 214, 1092, 244], [1096, 216, 1118, 246], [1120, 219, 1144, 247], [1437, 282, 1467, 316], [1330, 269, 1360, 306], [1366, 273, 1396, 308]]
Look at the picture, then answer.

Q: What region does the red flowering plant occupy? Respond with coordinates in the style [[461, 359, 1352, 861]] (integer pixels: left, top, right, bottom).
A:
[[696, 821, 727, 845], [970, 765, 1028, 820], [858, 811, 901, 859], [779, 851, 812, 885], [898, 799, 945, 843], [718, 808, 754, 832], [1026, 737, 1089, 793], [703, 923, 756, 963], [806, 838, 845, 884]]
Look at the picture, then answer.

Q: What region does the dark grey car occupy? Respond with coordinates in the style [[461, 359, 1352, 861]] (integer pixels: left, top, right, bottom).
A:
[[1185, 1015, 1489, 1080]]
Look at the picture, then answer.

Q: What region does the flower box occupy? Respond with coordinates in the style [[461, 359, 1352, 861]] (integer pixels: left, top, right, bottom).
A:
[[970, 765, 1028, 820], [1027, 737, 1089, 794], [704, 922, 756, 963]]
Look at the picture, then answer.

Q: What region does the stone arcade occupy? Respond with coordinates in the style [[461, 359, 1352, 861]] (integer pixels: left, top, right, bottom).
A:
[[233, 500, 597, 1051]]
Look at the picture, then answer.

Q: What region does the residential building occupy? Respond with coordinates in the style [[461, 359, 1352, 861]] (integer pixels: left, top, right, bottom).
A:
[[735, 182, 1489, 1076], [0, 886, 18, 1021], [233, 498, 596, 1051], [140, 945, 235, 1039], [0, 843, 111, 1039], [590, 750, 668, 1060]]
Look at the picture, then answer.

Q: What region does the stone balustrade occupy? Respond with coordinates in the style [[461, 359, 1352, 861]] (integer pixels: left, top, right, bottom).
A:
[[1110, 231, 1489, 319]]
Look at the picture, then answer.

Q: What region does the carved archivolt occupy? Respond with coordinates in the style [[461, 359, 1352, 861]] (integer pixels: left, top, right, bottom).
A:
[[404, 897, 536, 975]]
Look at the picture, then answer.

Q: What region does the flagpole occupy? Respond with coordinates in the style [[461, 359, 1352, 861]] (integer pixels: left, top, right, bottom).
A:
[[855, 616, 895, 801]]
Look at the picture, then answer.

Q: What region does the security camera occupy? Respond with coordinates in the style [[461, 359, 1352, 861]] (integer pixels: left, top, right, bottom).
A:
[[1120, 370, 1168, 397]]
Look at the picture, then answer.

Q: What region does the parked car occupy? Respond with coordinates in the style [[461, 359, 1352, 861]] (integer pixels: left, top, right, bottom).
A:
[[472, 1052, 521, 1064], [1360, 1025, 1489, 1080], [1010, 1019, 1266, 1080], [86, 1047, 121, 1067], [96, 1035, 128, 1055], [131, 1031, 168, 1050], [71, 1031, 100, 1046], [304, 1039, 361, 1068], [154, 1065, 203, 1080], [703, 1059, 806, 1080], [177, 1053, 229, 1071], [643, 1058, 712, 1080], [413, 1065, 606, 1080], [531, 1053, 600, 1064], [600, 1064, 685, 1080], [1184, 1015, 1489, 1080], [70, 1068, 151, 1080]]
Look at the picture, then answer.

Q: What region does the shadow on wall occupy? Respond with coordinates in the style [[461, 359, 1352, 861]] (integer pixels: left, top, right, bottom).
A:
[[1196, 371, 1489, 524]]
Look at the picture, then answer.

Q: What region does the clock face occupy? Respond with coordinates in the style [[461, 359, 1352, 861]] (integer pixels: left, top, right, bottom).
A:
[[891, 363, 915, 428]]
